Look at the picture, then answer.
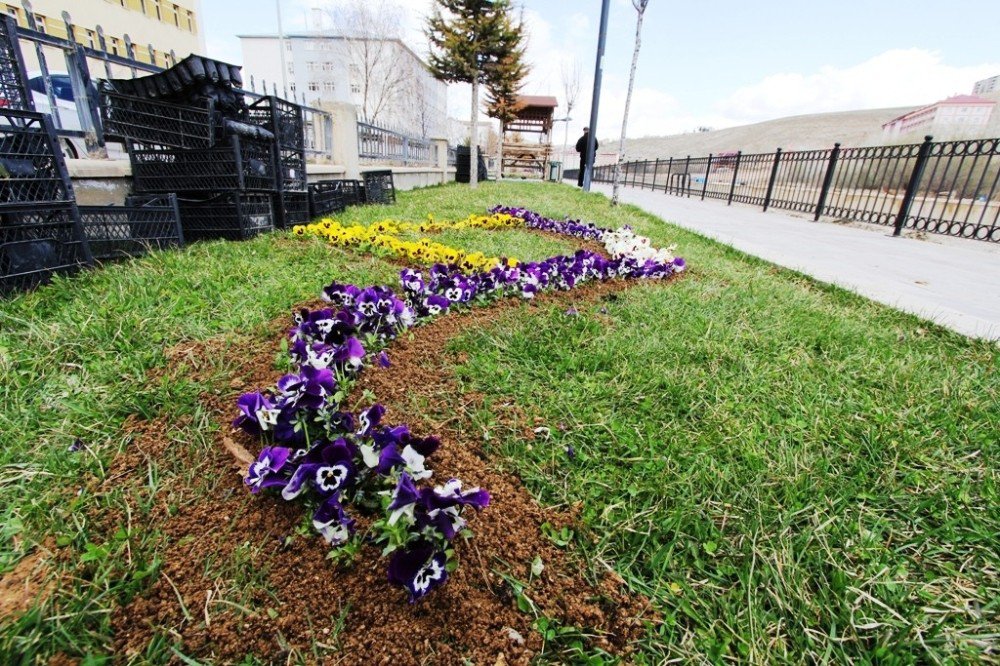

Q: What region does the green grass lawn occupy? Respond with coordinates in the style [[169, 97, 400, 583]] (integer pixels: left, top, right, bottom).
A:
[[1, 181, 997, 663]]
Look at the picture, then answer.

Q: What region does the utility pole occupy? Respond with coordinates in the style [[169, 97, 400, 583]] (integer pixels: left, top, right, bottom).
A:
[[583, 0, 611, 192]]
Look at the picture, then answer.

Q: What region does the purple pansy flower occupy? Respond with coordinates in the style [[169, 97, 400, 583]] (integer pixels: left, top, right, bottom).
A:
[[313, 494, 355, 546], [387, 541, 449, 602], [322, 281, 361, 307], [334, 336, 366, 371], [276, 366, 337, 410], [281, 438, 355, 500], [357, 404, 386, 438], [245, 446, 292, 493], [234, 392, 279, 435], [377, 350, 391, 368]]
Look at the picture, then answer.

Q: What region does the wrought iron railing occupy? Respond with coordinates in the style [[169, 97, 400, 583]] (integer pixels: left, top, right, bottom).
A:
[[5, 2, 332, 158], [573, 136, 1000, 243], [356, 119, 432, 165]]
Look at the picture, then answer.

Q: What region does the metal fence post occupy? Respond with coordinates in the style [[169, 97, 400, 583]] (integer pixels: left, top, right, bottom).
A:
[[123, 35, 137, 77], [624, 160, 630, 187], [701, 154, 713, 200], [892, 135, 934, 237], [22, 1, 61, 129], [727, 151, 742, 205], [684, 156, 691, 196], [814, 143, 841, 221], [651, 158, 660, 191], [95, 25, 113, 79], [60, 12, 104, 153], [763, 148, 782, 211], [664, 157, 672, 193]]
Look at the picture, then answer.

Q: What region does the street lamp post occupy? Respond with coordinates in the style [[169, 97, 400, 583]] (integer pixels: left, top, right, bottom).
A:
[[583, 0, 611, 192]]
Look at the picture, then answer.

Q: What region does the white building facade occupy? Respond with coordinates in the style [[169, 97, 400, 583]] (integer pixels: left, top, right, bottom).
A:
[[882, 95, 995, 139], [973, 75, 1000, 96], [239, 33, 446, 139]]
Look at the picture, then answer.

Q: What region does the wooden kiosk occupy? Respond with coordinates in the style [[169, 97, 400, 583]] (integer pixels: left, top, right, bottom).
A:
[[501, 95, 557, 180]]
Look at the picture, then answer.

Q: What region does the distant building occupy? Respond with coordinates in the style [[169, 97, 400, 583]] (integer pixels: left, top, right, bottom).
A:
[[239, 33, 447, 139], [882, 95, 995, 138], [447, 117, 497, 148], [3, 0, 204, 68], [973, 75, 1000, 95]]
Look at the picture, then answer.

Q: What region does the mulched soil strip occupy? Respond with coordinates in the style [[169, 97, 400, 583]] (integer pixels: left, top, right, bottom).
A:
[[88, 253, 676, 663]]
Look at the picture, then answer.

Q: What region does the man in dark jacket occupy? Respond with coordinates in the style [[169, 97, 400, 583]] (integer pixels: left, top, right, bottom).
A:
[[575, 127, 597, 187]]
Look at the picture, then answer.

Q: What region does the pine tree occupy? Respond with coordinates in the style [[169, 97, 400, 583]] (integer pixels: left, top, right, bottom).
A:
[[426, 0, 527, 188], [486, 47, 529, 180]]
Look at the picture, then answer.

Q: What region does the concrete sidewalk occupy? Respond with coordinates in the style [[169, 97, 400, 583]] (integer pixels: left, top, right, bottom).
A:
[[590, 183, 1000, 341]]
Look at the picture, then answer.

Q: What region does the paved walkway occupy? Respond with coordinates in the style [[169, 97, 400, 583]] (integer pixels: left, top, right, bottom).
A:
[[589, 183, 1000, 341]]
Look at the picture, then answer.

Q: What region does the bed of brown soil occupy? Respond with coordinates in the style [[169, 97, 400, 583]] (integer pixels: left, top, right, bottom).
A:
[[0, 544, 55, 622], [87, 257, 675, 663]]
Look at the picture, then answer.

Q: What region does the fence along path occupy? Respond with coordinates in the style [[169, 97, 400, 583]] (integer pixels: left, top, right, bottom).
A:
[[575, 136, 1000, 243]]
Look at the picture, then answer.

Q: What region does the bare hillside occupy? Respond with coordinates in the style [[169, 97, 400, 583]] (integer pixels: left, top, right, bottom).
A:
[[613, 107, 919, 160]]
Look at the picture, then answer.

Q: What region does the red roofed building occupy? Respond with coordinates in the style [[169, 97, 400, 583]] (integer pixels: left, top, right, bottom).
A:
[[882, 94, 995, 138]]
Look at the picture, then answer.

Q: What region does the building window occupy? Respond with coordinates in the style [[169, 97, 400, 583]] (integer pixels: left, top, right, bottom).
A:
[[308, 81, 318, 92], [140, 0, 146, 14], [350, 83, 361, 94], [34, 14, 44, 34], [173, 4, 179, 27], [86, 30, 95, 48], [290, 83, 296, 93], [153, 0, 161, 20], [7, 7, 18, 20], [187, 11, 193, 32], [285, 41, 292, 51], [323, 81, 335, 92]]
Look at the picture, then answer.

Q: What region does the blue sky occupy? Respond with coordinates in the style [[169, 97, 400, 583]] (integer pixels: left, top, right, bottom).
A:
[[200, 0, 1000, 138]]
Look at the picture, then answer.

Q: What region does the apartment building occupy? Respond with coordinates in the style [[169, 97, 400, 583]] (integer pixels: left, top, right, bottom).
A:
[[239, 32, 447, 139], [882, 94, 995, 138], [3, 0, 204, 68]]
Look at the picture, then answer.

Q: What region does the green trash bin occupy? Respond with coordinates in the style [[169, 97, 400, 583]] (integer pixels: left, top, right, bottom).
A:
[[548, 161, 562, 182]]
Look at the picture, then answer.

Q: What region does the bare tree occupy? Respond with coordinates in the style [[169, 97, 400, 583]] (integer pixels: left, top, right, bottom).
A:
[[560, 59, 581, 163], [612, 0, 649, 206], [327, 0, 409, 127]]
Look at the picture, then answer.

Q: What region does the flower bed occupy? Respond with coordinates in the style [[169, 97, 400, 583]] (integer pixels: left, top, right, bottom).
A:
[[238, 206, 686, 600]]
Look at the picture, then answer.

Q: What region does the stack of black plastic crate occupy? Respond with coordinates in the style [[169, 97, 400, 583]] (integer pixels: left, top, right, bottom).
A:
[[100, 55, 281, 242], [248, 95, 310, 230], [1, 108, 93, 293]]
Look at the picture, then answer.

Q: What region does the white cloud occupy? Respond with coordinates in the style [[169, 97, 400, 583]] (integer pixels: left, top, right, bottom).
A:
[[713, 49, 1000, 127]]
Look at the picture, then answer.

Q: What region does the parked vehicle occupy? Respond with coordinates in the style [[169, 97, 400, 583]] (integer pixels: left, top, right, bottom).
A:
[[26, 71, 123, 159]]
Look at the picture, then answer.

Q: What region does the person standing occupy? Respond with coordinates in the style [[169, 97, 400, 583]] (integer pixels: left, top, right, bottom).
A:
[[575, 127, 598, 187]]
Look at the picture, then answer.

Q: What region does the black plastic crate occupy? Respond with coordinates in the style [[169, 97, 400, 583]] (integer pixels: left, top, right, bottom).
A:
[[273, 190, 311, 229], [1, 15, 33, 112], [248, 95, 304, 151], [79, 194, 184, 260], [1, 203, 92, 294], [129, 136, 278, 193], [362, 170, 396, 205], [177, 192, 274, 242], [1, 108, 75, 207], [308, 179, 363, 217], [100, 87, 217, 149], [276, 146, 307, 192]]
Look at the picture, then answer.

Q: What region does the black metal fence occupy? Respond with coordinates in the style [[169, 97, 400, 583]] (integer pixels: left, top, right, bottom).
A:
[[357, 119, 433, 165], [570, 136, 1000, 243], [6, 3, 332, 158]]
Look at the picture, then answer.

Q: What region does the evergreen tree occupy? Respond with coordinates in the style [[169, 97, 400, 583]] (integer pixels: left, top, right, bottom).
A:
[[486, 47, 529, 179], [426, 0, 527, 188]]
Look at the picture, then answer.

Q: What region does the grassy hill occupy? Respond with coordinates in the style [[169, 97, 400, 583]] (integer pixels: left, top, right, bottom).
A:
[[603, 93, 1000, 162]]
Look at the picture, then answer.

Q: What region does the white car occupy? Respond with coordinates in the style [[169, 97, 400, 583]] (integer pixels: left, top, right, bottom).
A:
[[27, 71, 124, 159]]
